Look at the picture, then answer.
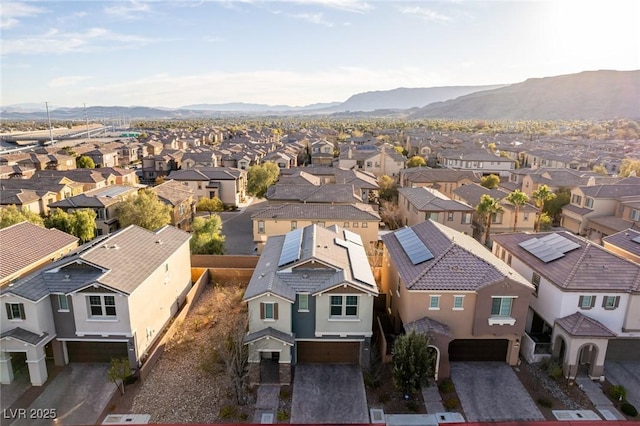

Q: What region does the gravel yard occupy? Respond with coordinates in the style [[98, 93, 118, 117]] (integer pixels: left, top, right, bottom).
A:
[[101, 283, 254, 423]]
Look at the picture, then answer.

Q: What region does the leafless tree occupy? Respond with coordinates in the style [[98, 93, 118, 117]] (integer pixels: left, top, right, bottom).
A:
[[380, 200, 404, 230]]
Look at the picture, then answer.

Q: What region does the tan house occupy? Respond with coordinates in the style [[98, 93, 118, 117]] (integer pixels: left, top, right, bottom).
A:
[[399, 168, 480, 199], [397, 186, 474, 234], [151, 180, 195, 230], [167, 167, 247, 207], [251, 203, 380, 254], [602, 228, 640, 264], [380, 221, 534, 380], [437, 149, 515, 177], [338, 144, 406, 178]]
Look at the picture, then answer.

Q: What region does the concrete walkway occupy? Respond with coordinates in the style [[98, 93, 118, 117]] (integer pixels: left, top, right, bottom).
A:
[[252, 384, 280, 424], [422, 385, 445, 413], [575, 376, 625, 420]]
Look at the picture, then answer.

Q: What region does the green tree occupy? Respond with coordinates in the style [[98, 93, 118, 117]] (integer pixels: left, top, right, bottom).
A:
[[619, 158, 640, 177], [45, 208, 74, 234], [196, 197, 224, 216], [0, 205, 44, 228], [190, 215, 225, 254], [406, 156, 426, 168], [391, 330, 435, 396], [117, 189, 171, 231], [393, 146, 405, 155], [480, 174, 500, 189], [505, 189, 529, 232], [538, 212, 553, 231], [107, 357, 131, 395], [76, 155, 95, 169], [544, 187, 570, 225], [532, 185, 556, 232], [378, 175, 398, 202], [592, 165, 608, 175], [45, 208, 97, 242], [247, 162, 280, 198], [476, 194, 503, 247]]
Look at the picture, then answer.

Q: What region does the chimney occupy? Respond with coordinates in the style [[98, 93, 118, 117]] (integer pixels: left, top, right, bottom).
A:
[[348, 147, 353, 159]]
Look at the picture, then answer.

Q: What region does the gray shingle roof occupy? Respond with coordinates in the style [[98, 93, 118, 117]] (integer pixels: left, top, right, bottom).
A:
[[381, 221, 531, 292], [1, 327, 49, 345], [555, 312, 615, 337], [492, 232, 640, 293]]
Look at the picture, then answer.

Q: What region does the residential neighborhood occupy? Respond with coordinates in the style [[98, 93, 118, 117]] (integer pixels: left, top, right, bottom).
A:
[[1, 119, 639, 425]]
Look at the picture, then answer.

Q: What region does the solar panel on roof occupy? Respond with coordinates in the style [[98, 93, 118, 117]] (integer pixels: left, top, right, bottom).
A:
[[539, 233, 580, 253], [334, 238, 375, 286], [632, 235, 640, 244], [278, 228, 304, 266], [519, 233, 580, 263], [343, 229, 363, 246], [394, 226, 434, 265]]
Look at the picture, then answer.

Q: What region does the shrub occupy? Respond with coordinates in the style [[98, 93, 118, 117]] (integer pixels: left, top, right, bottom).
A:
[[438, 379, 455, 393], [279, 386, 291, 400], [378, 393, 390, 404], [444, 397, 458, 410], [364, 371, 381, 388], [609, 384, 627, 401], [537, 397, 553, 408], [238, 412, 249, 421], [406, 400, 420, 412], [219, 405, 237, 419], [546, 360, 563, 380], [123, 374, 137, 385], [277, 409, 289, 421], [621, 403, 638, 417]]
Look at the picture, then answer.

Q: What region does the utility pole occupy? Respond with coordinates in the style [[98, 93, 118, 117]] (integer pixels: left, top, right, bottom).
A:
[[45, 101, 54, 146], [84, 103, 91, 139]]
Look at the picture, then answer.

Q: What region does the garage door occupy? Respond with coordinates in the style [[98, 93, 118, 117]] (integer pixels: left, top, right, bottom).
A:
[[449, 339, 508, 362], [606, 339, 640, 362], [297, 342, 360, 364], [67, 341, 128, 363]]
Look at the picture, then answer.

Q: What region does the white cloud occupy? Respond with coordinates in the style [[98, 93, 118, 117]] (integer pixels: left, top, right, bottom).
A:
[[288, 12, 333, 26], [1, 27, 155, 55], [0, 1, 46, 29], [399, 6, 451, 22], [288, 0, 372, 13], [103, 0, 151, 20], [49, 76, 92, 88]]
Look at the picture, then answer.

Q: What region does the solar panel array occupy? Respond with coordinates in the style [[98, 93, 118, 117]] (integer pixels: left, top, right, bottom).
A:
[[394, 226, 434, 265], [343, 229, 363, 246], [632, 234, 640, 244], [519, 233, 581, 263], [94, 185, 131, 198], [335, 237, 375, 286], [278, 228, 304, 266]]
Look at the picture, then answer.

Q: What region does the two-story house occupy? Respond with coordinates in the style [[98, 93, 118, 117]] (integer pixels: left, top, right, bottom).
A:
[[338, 144, 406, 178], [380, 221, 534, 380], [492, 232, 640, 380], [151, 180, 195, 230], [242, 224, 378, 385], [399, 168, 480, 199], [397, 186, 474, 234], [0, 225, 192, 386], [167, 167, 247, 207], [310, 139, 334, 166], [437, 149, 515, 177]]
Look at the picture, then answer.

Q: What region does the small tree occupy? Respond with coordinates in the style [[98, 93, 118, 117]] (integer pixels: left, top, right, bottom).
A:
[[476, 194, 503, 247], [107, 357, 131, 395], [378, 175, 398, 202], [505, 189, 529, 232], [45, 208, 97, 242], [117, 189, 171, 231], [190, 215, 225, 254], [392, 330, 435, 396], [380, 200, 404, 230], [247, 162, 280, 198], [592, 165, 608, 175], [76, 155, 95, 169], [480, 174, 500, 189], [196, 197, 224, 216], [406, 156, 426, 168], [0, 205, 44, 228]]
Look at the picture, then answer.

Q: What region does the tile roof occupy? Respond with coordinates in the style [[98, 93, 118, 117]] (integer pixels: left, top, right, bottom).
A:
[[243, 224, 378, 301], [404, 316, 454, 339], [399, 187, 473, 212], [49, 185, 136, 209], [492, 232, 640, 293], [1, 225, 191, 301], [602, 228, 640, 258], [243, 327, 294, 345], [555, 312, 615, 337], [400, 168, 480, 183], [1, 327, 49, 345], [581, 184, 640, 199], [0, 222, 78, 283], [266, 184, 362, 204], [252, 203, 380, 221], [452, 183, 508, 206], [588, 216, 634, 233], [0, 189, 42, 205], [168, 167, 244, 181], [561, 203, 593, 216], [381, 220, 531, 292], [152, 180, 194, 206]]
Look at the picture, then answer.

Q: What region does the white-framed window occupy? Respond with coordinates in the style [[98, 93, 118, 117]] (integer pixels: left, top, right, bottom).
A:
[[453, 295, 464, 310], [632, 209, 640, 221], [330, 295, 358, 317], [429, 295, 440, 310], [447, 212, 454, 222], [58, 295, 69, 311], [343, 222, 350, 228], [585, 197, 594, 209], [602, 295, 619, 310], [291, 221, 297, 230], [572, 194, 583, 205], [352, 222, 359, 228], [298, 294, 309, 312], [88, 295, 116, 317], [531, 272, 541, 296], [5, 303, 25, 320], [491, 297, 513, 317], [579, 295, 595, 309], [261, 302, 277, 320], [461, 213, 472, 224], [506, 253, 512, 266], [425, 212, 439, 221], [258, 220, 265, 234], [362, 222, 368, 228]]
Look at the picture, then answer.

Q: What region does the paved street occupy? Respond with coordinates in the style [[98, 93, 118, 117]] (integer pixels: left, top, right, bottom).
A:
[[218, 197, 267, 255]]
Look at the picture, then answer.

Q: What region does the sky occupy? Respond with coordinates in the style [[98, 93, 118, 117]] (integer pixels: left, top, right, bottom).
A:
[[1, 0, 639, 109]]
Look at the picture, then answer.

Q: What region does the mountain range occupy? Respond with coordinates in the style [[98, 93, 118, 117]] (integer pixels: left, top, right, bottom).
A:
[[1, 70, 638, 121]]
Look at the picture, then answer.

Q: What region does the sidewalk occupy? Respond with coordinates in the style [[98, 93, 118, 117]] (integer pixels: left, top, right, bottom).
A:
[[575, 376, 626, 420]]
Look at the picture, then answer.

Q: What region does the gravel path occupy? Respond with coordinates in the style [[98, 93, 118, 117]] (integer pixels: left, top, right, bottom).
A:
[[524, 362, 586, 410]]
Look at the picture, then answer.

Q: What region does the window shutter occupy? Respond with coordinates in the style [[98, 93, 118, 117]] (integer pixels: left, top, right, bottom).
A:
[[19, 303, 25, 320], [5, 303, 11, 319], [591, 296, 596, 308], [274, 303, 279, 320], [260, 303, 265, 319], [578, 296, 584, 308], [614, 296, 620, 308]]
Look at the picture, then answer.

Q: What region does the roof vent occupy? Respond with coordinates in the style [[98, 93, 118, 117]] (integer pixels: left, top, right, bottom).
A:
[[302, 274, 309, 279], [63, 275, 70, 281], [156, 240, 163, 244]]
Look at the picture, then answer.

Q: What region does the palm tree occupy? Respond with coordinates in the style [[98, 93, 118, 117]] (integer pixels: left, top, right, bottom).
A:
[[506, 189, 529, 233], [476, 194, 504, 247], [532, 185, 556, 232]]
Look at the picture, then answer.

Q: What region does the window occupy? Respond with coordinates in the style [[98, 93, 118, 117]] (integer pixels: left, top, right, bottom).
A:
[[197, 182, 203, 190], [58, 295, 69, 311], [429, 295, 440, 310], [585, 197, 594, 209], [260, 302, 278, 320], [572, 194, 583, 205], [425, 212, 439, 221], [298, 294, 309, 311], [461, 213, 472, 224], [291, 221, 297, 230], [366, 161, 372, 167], [343, 222, 349, 228], [88, 295, 116, 317], [506, 254, 512, 266], [352, 222, 359, 228], [602, 295, 619, 310], [5, 303, 25, 320], [362, 222, 368, 228], [531, 272, 541, 295], [258, 220, 265, 234], [491, 297, 513, 317], [523, 213, 529, 222], [453, 295, 464, 310], [632, 209, 640, 221], [579, 295, 595, 309], [447, 212, 454, 222], [330, 295, 358, 317], [317, 221, 325, 227]]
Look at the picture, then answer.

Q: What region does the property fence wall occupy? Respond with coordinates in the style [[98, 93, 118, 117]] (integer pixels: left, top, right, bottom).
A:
[[190, 255, 259, 269]]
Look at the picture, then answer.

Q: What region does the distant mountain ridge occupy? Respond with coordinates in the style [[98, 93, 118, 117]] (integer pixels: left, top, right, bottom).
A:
[[180, 102, 341, 112], [409, 70, 640, 120]]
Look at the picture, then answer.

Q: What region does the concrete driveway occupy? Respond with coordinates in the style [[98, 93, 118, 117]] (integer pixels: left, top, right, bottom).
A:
[[291, 364, 369, 424], [605, 361, 640, 409], [9, 363, 115, 426], [450, 362, 544, 422]]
